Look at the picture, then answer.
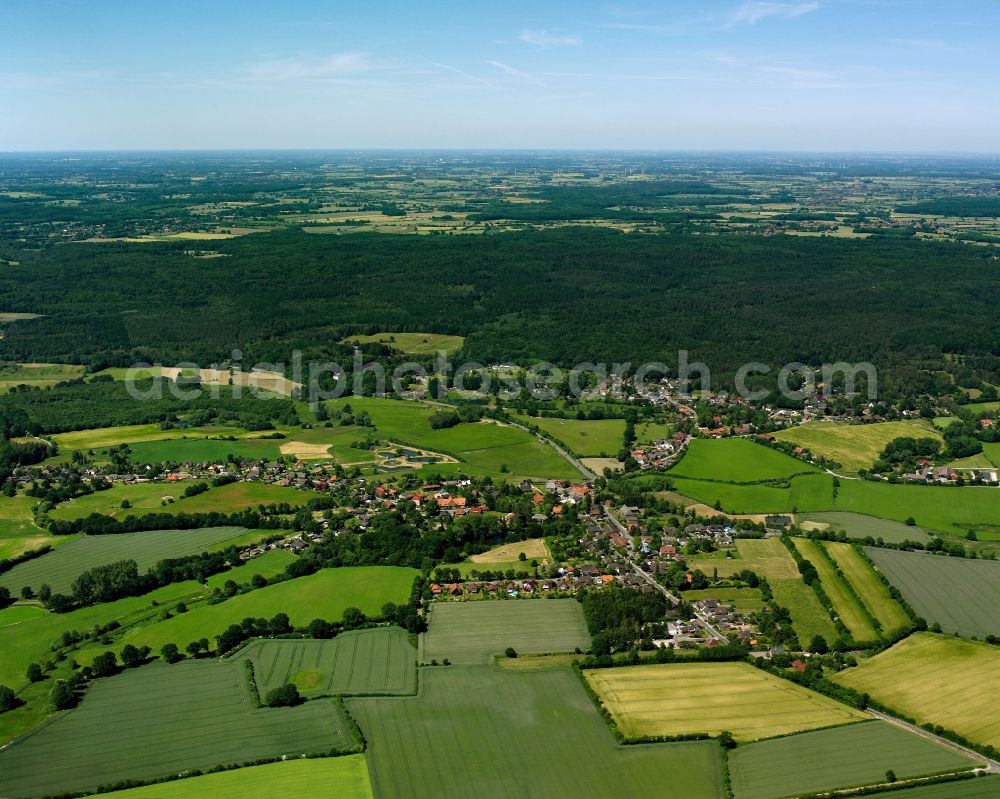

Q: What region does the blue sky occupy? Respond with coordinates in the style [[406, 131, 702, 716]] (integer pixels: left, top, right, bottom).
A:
[[2, 0, 998, 151]]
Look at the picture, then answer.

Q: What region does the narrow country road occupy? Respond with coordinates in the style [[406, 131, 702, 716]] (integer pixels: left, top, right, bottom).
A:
[[866, 709, 1000, 773]]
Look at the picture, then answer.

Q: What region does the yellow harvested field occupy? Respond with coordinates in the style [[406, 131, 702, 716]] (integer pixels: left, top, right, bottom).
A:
[[773, 420, 942, 473], [471, 539, 549, 564], [587, 662, 865, 742]]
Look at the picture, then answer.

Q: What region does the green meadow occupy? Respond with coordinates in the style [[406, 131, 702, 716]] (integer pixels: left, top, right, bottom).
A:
[[670, 438, 818, 482], [329, 397, 582, 480], [0, 494, 51, 560], [93, 756, 374, 799], [85, 567, 417, 656]]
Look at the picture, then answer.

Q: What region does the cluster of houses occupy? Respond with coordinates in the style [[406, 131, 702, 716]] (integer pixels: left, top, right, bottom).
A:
[[902, 465, 999, 484]]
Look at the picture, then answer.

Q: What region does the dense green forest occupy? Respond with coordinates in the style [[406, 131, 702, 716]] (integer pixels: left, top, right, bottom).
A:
[[896, 197, 1000, 217], [1, 228, 997, 392]]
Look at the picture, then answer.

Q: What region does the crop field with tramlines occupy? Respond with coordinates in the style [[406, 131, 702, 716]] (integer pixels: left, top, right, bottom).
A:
[[585, 662, 865, 742], [348, 665, 725, 799], [792, 537, 879, 642], [0, 526, 254, 595], [421, 599, 591, 664], [834, 633, 1000, 750], [823, 542, 911, 634], [0, 660, 360, 798], [729, 720, 982, 799], [864, 548, 1000, 638], [242, 627, 416, 697]]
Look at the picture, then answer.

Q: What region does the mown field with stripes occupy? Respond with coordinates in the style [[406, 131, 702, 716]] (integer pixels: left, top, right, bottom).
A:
[[729, 720, 982, 799], [585, 662, 865, 742], [241, 627, 416, 697], [0, 659, 360, 798], [865, 548, 1000, 638], [0, 526, 255, 595], [834, 633, 1000, 751]]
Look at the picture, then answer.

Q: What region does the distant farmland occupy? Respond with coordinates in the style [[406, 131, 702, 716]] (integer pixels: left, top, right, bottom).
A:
[[242, 627, 416, 697], [0, 526, 253, 595], [421, 599, 591, 664], [0, 660, 360, 798], [730, 721, 982, 799], [792, 538, 878, 642], [586, 662, 865, 742], [864, 548, 1000, 637]]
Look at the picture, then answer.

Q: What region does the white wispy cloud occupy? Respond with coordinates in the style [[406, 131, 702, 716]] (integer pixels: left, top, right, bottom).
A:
[[519, 29, 581, 47], [725, 2, 820, 27], [887, 37, 946, 50], [485, 60, 546, 86], [242, 52, 372, 82], [431, 62, 496, 89]]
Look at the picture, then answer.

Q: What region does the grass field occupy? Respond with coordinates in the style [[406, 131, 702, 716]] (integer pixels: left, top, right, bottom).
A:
[[48, 481, 316, 522], [422, 599, 591, 664], [100, 567, 417, 656], [50, 423, 250, 451], [834, 633, 1000, 750], [798, 511, 931, 543], [683, 588, 765, 612], [865, 548, 1000, 637], [516, 415, 671, 458], [836, 481, 1000, 538], [772, 420, 943, 473], [670, 438, 819, 482], [825, 542, 911, 634], [469, 538, 550, 564], [123, 436, 284, 463], [729, 720, 982, 799], [204, 548, 298, 590], [0, 660, 361, 798], [0, 494, 51, 560], [0, 580, 203, 690], [586, 662, 865, 742], [241, 627, 416, 697], [669, 473, 835, 515], [792, 538, 878, 641], [0, 526, 253, 594], [689, 538, 837, 646], [341, 332, 465, 354], [349, 665, 725, 799], [0, 362, 85, 390], [328, 397, 583, 481], [94, 756, 374, 799]]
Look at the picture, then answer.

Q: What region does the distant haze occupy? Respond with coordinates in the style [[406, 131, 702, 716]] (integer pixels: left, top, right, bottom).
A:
[[2, 0, 999, 152]]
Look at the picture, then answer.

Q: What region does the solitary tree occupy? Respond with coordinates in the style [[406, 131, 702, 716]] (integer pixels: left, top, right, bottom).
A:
[[90, 651, 118, 678], [809, 635, 829, 655], [0, 684, 16, 712], [505, 647, 518, 659], [160, 643, 182, 664], [265, 683, 301, 708], [25, 663, 44, 683], [120, 644, 143, 669]]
